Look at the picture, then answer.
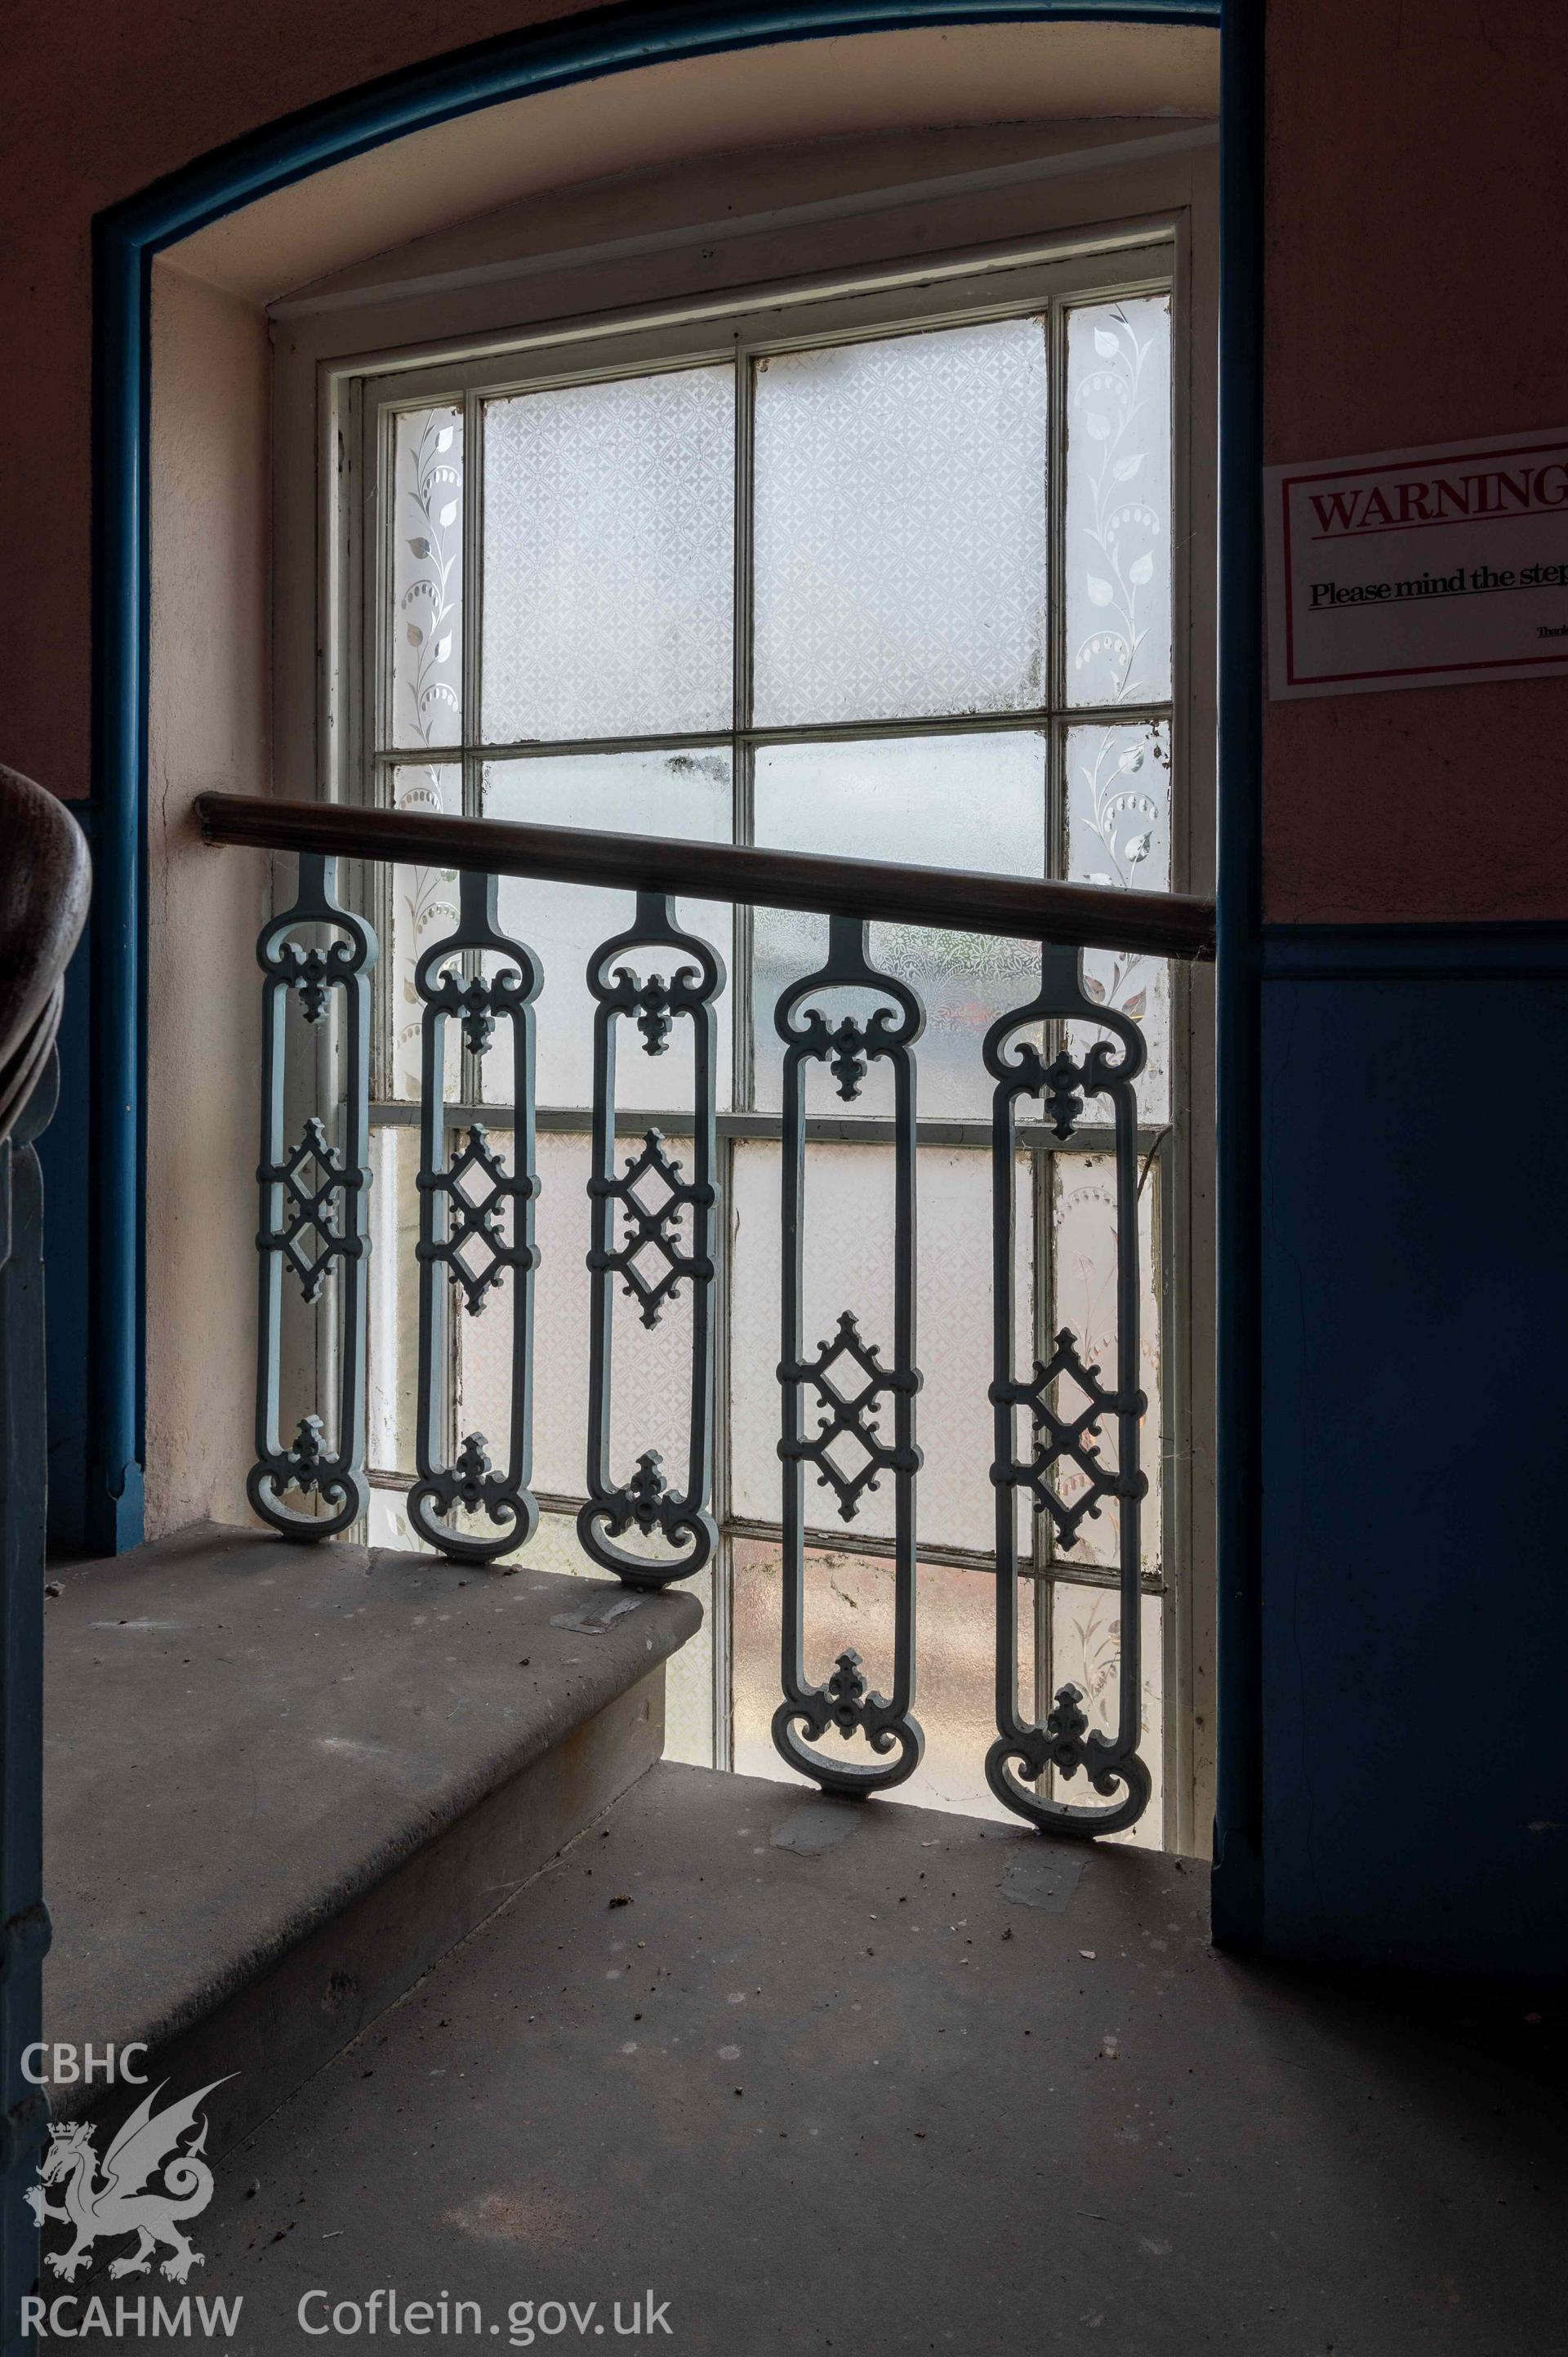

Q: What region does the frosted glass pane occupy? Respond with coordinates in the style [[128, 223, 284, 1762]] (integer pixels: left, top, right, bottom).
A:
[[388, 408, 463, 751], [753, 318, 1048, 724], [1049, 1153, 1161, 1575], [464, 1131, 586, 1503], [728, 1140, 1028, 1553], [482, 752, 732, 1112], [454, 1122, 531, 1488], [595, 1132, 702, 1529], [732, 1539, 1034, 1821], [409, 1121, 524, 1552], [366, 1486, 434, 1553], [481, 367, 733, 742], [733, 1143, 866, 1538], [385, 765, 461, 1103], [1049, 1582, 1163, 1849], [1065, 296, 1172, 706], [753, 729, 1045, 864], [460, 1130, 706, 1513], [1065, 720, 1172, 1121], [368, 1126, 420, 1477], [752, 734, 1045, 1119]]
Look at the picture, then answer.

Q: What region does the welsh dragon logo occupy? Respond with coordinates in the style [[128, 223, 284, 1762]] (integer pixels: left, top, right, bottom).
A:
[[26, 2079, 230, 2283]]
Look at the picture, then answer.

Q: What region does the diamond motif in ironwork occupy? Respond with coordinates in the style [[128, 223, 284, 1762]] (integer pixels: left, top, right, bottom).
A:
[[782, 1311, 920, 1523], [418, 1124, 528, 1316], [590, 1128, 712, 1329], [993, 1326, 1146, 1550], [274, 1117, 348, 1303]]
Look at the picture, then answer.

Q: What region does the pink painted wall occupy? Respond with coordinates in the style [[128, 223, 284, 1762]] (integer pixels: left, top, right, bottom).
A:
[[1262, 0, 1568, 921], [145, 265, 270, 1536], [5, 0, 1566, 920], [5, 0, 591, 805]]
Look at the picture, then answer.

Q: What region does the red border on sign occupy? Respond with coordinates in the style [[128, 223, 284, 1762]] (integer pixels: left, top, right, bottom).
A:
[[1280, 439, 1568, 686]]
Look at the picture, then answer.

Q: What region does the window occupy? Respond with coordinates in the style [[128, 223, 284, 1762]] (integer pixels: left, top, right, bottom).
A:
[[350, 237, 1190, 1845]]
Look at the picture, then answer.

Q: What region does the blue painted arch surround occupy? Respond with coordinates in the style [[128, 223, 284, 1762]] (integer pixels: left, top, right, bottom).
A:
[[87, 0, 1260, 1922]]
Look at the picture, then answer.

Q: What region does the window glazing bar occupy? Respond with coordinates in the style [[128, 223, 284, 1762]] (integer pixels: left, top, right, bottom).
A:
[[358, 1478, 1167, 1598], [370, 1100, 1174, 1156], [372, 702, 1174, 769]]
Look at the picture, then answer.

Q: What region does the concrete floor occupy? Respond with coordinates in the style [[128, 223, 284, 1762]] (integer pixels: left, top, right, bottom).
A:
[[107, 1764, 1564, 2356]]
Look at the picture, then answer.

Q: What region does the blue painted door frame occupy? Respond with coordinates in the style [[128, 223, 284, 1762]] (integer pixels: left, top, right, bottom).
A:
[[81, 0, 1259, 1898]]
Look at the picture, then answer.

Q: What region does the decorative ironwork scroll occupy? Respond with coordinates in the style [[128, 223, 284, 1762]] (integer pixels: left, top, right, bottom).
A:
[[408, 870, 541, 1562], [578, 892, 722, 1586], [984, 943, 1152, 1837], [773, 917, 924, 1794], [249, 855, 376, 1539]]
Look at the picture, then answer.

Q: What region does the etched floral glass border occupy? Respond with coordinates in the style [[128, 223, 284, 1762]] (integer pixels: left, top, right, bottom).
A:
[[1064, 296, 1172, 708], [1065, 719, 1173, 1120], [387, 407, 463, 751]]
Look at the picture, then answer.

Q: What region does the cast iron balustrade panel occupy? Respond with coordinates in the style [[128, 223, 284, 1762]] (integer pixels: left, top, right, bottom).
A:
[[577, 892, 722, 1586], [249, 853, 375, 1538], [408, 869, 541, 1562], [772, 916, 924, 1795], [984, 942, 1152, 1836], [216, 797, 1203, 1838]]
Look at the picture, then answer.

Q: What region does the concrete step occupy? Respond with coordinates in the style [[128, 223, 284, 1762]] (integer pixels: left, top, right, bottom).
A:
[[189, 1762, 1565, 2357], [42, 1520, 699, 2150]]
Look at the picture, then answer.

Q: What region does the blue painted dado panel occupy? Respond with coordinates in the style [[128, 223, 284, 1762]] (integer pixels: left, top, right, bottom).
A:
[[1260, 969, 1568, 1991]]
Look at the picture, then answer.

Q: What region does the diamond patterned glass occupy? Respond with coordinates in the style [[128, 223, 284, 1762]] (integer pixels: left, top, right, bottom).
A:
[[728, 1140, 1030, 1552], [1049, 1582, 1163, 1849], [751, 733, 1046, 1119], [752, 318, 1049, 725], [1065, 720, 1173, 1121], [481, 752, 732, 1112], [456, 1130, 703, 1514], [732, 1539, 1036, 1820], [1065, 296, 1172, 706], [388, 408, 463, 751], [1049, 1152, 1161, 1575], [461, 1130, 581, 1503], [481, 366, 733, 743]]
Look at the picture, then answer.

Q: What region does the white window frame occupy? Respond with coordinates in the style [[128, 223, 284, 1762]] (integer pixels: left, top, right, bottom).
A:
[[286, 166, 1215, 1854]]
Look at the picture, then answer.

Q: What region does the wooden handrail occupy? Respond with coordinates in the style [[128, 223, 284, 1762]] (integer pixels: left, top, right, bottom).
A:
[[194, 793, 1216, 964], [0, 767, 91, 1147]]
